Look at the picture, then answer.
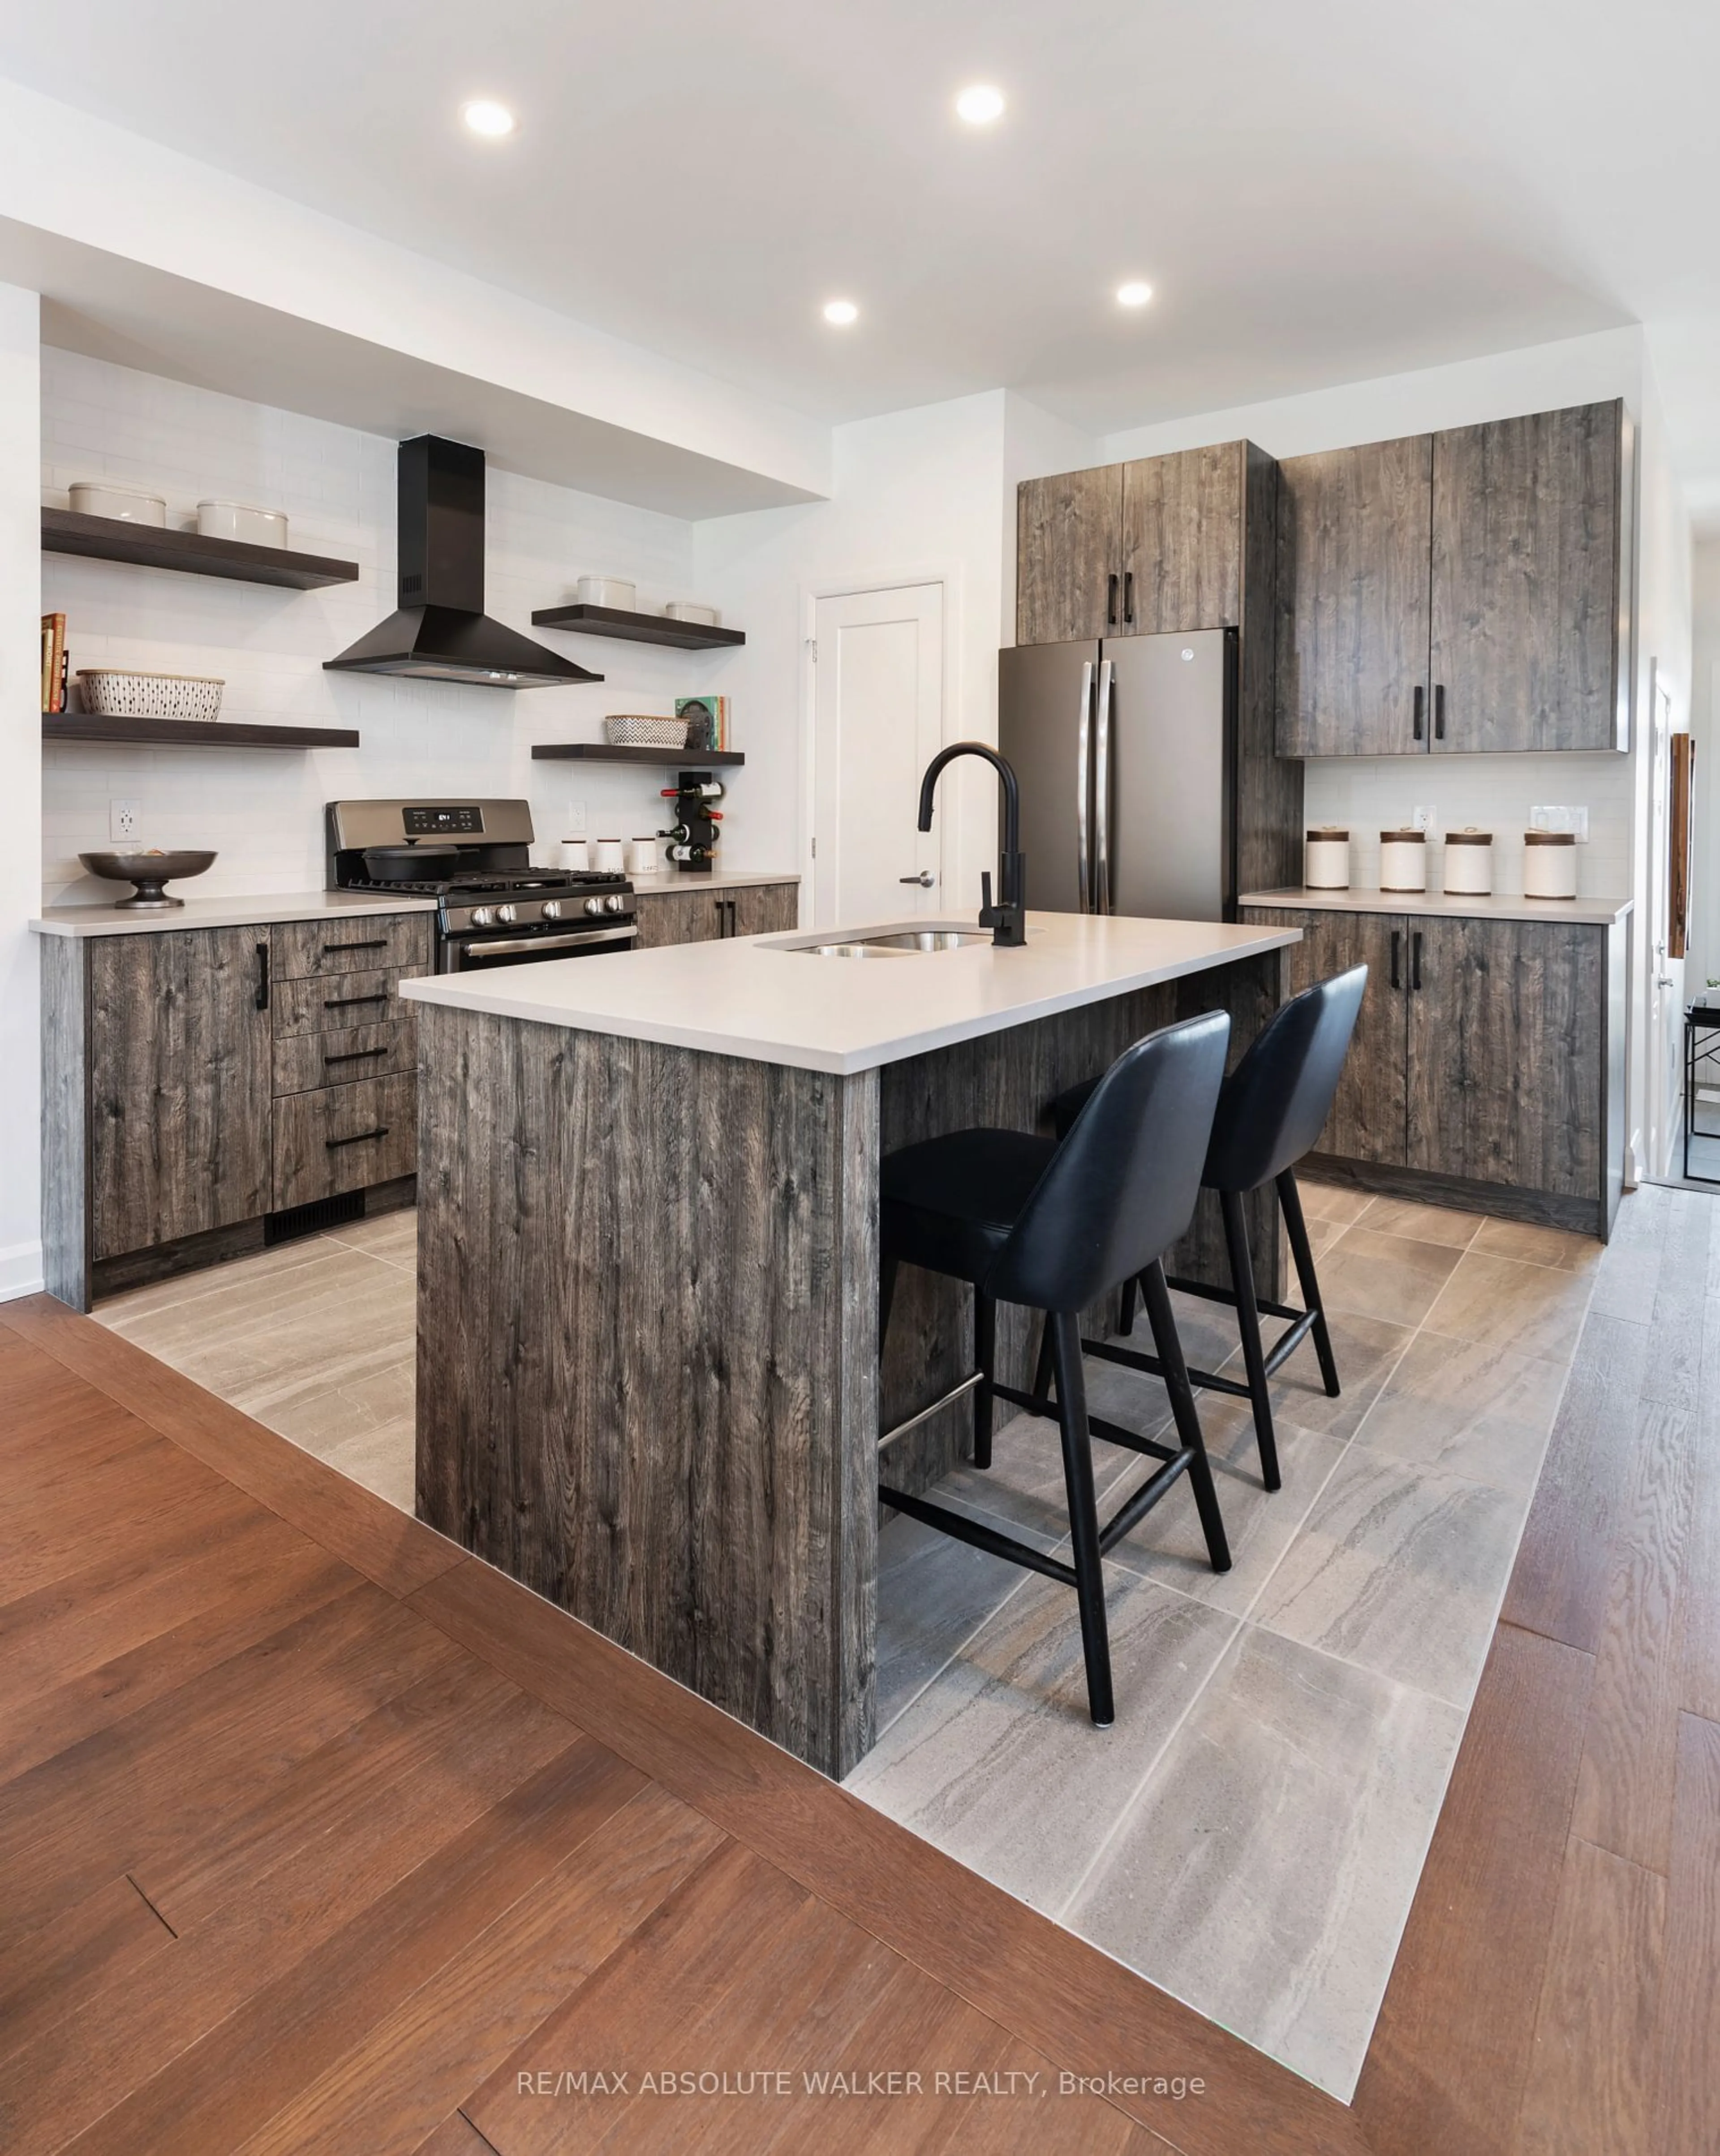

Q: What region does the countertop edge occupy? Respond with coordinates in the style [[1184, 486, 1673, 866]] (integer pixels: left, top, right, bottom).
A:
[[399, 922, 1303, 1075], [31, 891, 443, 937], [1239, 886, 1634, 928], [630, 869, 801, 895]]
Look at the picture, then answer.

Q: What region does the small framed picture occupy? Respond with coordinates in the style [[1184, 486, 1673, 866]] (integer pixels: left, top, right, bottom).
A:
[[676, 696, 729, 751]]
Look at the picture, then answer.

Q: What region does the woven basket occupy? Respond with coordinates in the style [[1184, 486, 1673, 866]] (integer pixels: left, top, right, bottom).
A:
[[605, 714, 688, 749], [78, 669, 225, 722]]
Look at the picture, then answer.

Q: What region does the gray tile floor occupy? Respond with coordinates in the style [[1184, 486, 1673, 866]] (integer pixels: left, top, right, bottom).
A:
[[95, 1181, 1604, 2102], [845, 1182, 1604, 2100]]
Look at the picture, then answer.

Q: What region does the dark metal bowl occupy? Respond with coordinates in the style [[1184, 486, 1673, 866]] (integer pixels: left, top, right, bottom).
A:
[[79, 849, 218, 909]]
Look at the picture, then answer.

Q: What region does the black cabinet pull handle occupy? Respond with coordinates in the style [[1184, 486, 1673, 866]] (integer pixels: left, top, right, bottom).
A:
[[1433, 684, 1446, 741], [1390, 929, 1402, 989], [324, 1045, 389, 1068], [1412, 686, 1424, 742], [323, 938, 387, 956], [1411, 931, 1423, 990], [254, 942, 270, 1011], [326, 1126, 390, 1150], [1122, 569, 1135, 624], [324, 991, 389, 1011], [1106, 572, 1118, 627]]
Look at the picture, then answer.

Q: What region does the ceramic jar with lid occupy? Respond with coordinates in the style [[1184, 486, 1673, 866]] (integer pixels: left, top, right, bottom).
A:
[[1379, 828, 1427, 892], [1523, 829, 1578, 899], [1304, 826, 1350, 889], [1443, 827, 1494, 896]]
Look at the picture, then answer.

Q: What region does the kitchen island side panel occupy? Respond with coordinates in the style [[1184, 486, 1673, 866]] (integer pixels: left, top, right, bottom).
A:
[[413, 1002, 880, 1777], [879, 947, 1285, 1490]]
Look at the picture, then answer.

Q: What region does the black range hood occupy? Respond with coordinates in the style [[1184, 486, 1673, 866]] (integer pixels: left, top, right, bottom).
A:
[[324, 435, 603, 690]]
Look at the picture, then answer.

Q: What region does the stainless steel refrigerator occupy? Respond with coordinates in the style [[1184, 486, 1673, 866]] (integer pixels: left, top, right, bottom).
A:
[[998, 627, 1238, 920]]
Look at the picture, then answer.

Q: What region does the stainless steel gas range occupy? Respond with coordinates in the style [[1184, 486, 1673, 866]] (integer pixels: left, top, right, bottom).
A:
[[326, 798, 637, 972]]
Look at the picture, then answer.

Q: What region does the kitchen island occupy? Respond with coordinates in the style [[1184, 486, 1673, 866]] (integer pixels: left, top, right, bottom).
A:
[[401, 910, 1300, 1774]]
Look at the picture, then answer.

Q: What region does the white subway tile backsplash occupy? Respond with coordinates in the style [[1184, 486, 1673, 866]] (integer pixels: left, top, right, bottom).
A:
[[40, 348, 735, 905]]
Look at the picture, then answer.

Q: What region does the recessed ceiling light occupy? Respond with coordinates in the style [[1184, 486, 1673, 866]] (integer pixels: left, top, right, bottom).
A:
[[461, 99, 516, 139], [955, 84, 1006, 125], [1116, 281, 1153, 308], [822, 299, 860, 326]]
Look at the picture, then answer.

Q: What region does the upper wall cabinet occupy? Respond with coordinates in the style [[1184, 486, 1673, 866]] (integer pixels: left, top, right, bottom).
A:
[[1276, 400, 1631, 757], [1274, 435, 1434, 757], [1429, 403, 1631, 754], [1016, 445, 1250, 646]]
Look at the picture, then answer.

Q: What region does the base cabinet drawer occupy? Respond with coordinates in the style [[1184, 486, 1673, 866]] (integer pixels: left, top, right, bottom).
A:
[[634, 882, 800, 948], [272, 965, 419, 1038], [272, 1073, 417, 1211], [272, 1018, 417, 1097], [271, 913, 431, 979]]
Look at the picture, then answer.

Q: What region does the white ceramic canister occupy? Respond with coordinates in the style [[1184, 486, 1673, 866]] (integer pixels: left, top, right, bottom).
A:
[[577, 575, 637, 611], [1379, 828, 1428, 893], [1443, 827, 1494, 896], [628, 838, 659, 878], [69, 480, 167, 526], [1522, 828, 1578, 899], [1304, 826, 1350, 890], [558, 838, 590, 871], [593, 838, 625, 875]]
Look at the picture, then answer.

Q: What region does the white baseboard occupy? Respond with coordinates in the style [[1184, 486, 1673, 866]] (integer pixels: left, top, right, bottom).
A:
[[0, 1239, 45, 1301]]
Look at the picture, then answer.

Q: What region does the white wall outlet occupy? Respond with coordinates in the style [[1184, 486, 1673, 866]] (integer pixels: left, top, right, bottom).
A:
[[564, 798, 587, 837], [108, 799, 141, 845], [1411, 806, 1435, 832]]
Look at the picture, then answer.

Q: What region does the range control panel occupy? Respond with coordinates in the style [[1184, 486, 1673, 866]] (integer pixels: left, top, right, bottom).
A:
[[403, 805, 484, 835]]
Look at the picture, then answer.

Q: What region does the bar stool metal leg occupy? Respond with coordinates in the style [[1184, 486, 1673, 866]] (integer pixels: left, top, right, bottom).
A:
[[1139, 1261, 1231, 1572], [1221, 1188, 1282, 1492], [1277, 1170, 1340, 1399], [973, 1291, 995, 1469], [1049, 1308, 1115, 1727]]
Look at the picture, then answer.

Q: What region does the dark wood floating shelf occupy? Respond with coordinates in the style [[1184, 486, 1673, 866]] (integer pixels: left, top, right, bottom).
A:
[[44, 714, 361, 750], [43, 508, 361, 591], [531, 744, 745, 766], [530, 602, 745, 650]]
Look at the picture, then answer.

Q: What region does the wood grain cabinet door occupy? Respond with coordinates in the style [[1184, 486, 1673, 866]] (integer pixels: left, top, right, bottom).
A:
[[1015, 465, 1124, 645], [1275, 436, 1433, 757], [632, 888, 726, 949], [728, 882, 800, 936], [1118, 443, 1243, 634], [1406, 917, 1603, 1197], [1430, 401, 1626, 753], [89, 927, 272, 1260], [1241, 907, 1409, 1164]]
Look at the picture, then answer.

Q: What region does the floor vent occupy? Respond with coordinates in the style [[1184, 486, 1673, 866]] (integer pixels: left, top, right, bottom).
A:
[[264, 1189, 365, 1245]]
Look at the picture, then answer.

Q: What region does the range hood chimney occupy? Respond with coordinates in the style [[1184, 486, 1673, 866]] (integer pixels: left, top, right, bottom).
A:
[[323, 436, 603, 690]]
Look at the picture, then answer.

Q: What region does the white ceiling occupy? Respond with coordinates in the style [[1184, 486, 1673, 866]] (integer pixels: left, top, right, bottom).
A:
[[6, 0, 1720, 507]]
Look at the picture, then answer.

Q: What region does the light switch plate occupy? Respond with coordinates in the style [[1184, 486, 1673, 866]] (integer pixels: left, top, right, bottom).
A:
[[108, 799, 141, 845], [1529, 805, 1590, 841]]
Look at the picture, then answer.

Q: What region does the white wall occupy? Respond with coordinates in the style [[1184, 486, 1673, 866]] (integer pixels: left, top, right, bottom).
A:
[[39, 349, 798, 901], [0, 284, 41, 1296]]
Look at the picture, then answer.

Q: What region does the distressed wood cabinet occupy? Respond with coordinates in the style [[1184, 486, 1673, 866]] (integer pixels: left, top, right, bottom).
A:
[[1275, 400, 1630, 757], [42, 907, 430, 1309], [1240, 904, 1625, 1235], [1015, 465, 1123, 645], [632, 880, 799, 948]]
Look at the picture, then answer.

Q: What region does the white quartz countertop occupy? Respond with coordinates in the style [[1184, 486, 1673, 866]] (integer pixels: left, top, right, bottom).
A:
[[629, 869, 800, 895], [31, 891, 440, 938], [1240, 886, 1634, 928], [399, 910, 1302, 1075]]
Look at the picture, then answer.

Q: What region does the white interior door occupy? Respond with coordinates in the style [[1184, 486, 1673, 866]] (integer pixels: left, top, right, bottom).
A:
[[812, 583, 944, 928], [1646, 666, 1683, 1178]]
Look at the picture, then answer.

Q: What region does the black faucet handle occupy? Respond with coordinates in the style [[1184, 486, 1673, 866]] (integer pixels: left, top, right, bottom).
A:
[[980, 870, 994, 916]]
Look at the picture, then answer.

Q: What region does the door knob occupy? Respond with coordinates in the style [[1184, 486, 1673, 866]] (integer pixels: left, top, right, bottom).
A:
[[899, 871, 935, 887]]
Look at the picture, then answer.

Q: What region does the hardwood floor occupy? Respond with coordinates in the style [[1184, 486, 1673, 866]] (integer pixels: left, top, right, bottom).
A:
[[3, 1178, 1717, 2152]]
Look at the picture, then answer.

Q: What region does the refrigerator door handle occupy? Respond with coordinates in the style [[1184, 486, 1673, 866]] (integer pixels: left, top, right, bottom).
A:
[[1093, 659, 1114, 914], [1075, 660, 1094, 911]]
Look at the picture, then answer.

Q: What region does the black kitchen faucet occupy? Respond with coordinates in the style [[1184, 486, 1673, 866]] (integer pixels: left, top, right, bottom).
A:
[[916, 742, 1027, 947]]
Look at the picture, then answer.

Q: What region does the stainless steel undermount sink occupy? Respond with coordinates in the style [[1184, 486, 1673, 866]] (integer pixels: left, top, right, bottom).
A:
[[792, 927, 992, 958]]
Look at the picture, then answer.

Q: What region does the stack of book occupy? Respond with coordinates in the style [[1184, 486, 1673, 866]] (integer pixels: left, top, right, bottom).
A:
[[40, 614, 67, 714]]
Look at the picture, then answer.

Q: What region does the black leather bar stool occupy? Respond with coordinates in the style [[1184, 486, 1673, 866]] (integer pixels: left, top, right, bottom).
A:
[[1049, 967, 1367, 1494], [876, 1011, 1233, 1727]]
